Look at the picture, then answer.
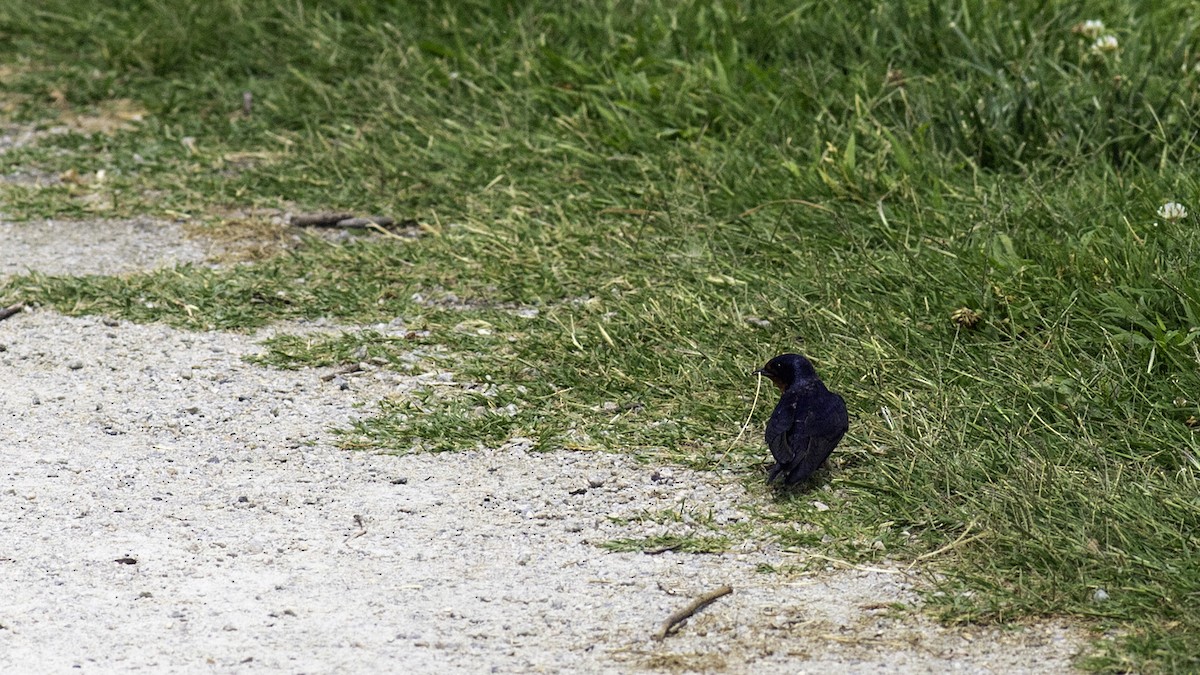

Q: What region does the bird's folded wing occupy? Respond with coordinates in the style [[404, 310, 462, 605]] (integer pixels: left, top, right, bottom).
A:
[[783, 429, 846, 482], [766, 392, 847, 466]]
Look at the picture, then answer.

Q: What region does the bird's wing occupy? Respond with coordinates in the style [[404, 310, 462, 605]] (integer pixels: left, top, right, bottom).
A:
[[765, 396, 801, 466], [784, 426, 846, 484], [767, 390, 849, 480]]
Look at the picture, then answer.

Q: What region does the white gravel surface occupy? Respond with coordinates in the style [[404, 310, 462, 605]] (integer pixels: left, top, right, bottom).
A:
[[0, 219, 1087, 673], [0, 217, 209, 277]]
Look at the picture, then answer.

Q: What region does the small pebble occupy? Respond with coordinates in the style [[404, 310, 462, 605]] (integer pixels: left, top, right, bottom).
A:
[[67, 360, 84, 370]]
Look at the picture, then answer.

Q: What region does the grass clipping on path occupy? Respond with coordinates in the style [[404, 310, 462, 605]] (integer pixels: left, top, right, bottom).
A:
[[3, 1, 1200, 670]]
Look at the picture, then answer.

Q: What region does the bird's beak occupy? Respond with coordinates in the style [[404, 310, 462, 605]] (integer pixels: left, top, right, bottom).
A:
[[752, 368, 765, 377]]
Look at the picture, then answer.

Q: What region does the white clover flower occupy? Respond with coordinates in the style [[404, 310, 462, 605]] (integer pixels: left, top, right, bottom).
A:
[[1158, 201, 1188, 223], [1091, 35, 1119, 55], [1073, 20, 1105, 39]]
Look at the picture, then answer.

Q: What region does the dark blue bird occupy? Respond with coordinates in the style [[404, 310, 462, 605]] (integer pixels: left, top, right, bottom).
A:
[[754, 353, 849, 485]]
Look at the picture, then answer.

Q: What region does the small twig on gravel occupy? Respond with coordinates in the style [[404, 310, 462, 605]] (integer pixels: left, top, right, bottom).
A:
[[348, 514, 367, 541], [0, 303, 24, 322], [320, 363, 365, 381], [655, 584, 732, 640], [343, 515, 369, 550]]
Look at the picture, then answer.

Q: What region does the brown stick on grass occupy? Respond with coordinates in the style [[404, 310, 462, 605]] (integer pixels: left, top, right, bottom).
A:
[[655, 585, 733, 640], [289, 212, 355, 227], [0, 303, 24, 322]]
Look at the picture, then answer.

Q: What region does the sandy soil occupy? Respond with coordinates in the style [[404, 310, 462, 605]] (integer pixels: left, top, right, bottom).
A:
[[0, 218, 1088, 673]]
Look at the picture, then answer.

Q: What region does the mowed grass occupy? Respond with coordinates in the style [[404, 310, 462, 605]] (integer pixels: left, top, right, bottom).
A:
[[2, 1, 1199, 670]]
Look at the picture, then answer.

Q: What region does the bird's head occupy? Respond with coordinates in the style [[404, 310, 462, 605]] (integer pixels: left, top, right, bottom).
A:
[[754, 353, 818, 392]]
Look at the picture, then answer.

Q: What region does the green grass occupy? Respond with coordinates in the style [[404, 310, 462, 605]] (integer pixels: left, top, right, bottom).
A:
[[2, 1, 1200, 670]]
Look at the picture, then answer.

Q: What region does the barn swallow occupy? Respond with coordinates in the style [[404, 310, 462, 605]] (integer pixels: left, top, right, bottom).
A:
[[755, 353, 849, 485]]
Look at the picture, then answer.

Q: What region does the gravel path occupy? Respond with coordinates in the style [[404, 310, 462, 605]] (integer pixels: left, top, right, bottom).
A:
[[0, 217, 209, 277], [0, 219, 1087, 673]]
